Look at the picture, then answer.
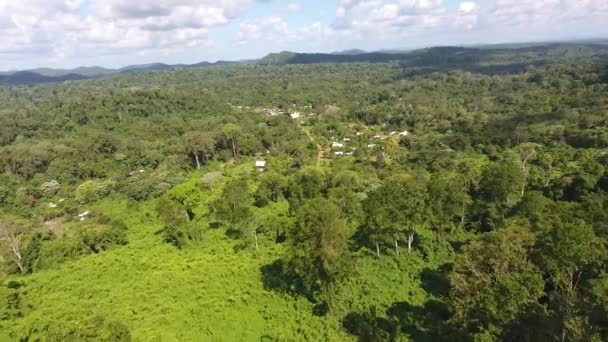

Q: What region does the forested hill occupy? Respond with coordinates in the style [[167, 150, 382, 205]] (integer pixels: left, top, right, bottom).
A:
[[2, 41, 608, 86], [259, 43, 608, 71], [1, 50, 608, 340]]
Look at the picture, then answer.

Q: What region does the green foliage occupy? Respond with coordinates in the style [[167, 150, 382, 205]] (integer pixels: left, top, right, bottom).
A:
[[1, 47, 608, 341], [287, 198, 352, 306], [449, 225, 545, 339], [75, 179, 116, 204], [210, 177, 253, 235]]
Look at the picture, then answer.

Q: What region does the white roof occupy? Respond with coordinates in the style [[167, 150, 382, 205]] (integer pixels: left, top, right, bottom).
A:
[[78, 211, 91, 218], [255, 161, 267, 167], [399, 131, 411, 136], [331, 142, 344, 148]]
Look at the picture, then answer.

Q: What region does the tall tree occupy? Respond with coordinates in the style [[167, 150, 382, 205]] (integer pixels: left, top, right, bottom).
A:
[[288, 198, 351, 306], [0, 218, 31, 273], [181, 131, 215, 169], [210, 178, 253, 239], [222, 123, 241, 159], [363, 177, 430, 256], [449, 225, 545, 339]]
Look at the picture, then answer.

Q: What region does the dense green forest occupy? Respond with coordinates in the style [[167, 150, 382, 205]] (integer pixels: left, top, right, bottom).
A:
[[1, 45, 608, 341]]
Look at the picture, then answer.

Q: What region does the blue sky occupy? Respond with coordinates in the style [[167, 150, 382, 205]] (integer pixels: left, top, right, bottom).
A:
[[1, 0, 607, 70]]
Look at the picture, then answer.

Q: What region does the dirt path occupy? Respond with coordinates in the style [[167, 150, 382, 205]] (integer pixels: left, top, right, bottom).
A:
[[302, 125, 323, 167]]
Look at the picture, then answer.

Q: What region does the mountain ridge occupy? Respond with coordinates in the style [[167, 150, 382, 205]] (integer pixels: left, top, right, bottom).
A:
[[3, 39, 608, 86]]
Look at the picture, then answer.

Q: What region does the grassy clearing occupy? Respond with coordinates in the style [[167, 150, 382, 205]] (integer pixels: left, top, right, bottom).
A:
[[2, 169, 443, 341]]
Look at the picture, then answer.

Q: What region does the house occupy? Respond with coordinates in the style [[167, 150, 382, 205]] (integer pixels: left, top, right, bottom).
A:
[[367, 144, 376, 148], [334, 151, 344, 157], [345, 152, 354, 156], [343, 138, 351, 142], [255, 160, 267, 171], [331, 142, 344, 148], [398, 130, 411, 137], [48, 203, 57, 208], [373, 135, 382, 139], [290, 112, 301, 119], [78, 211, 91, 221], [355, 132, 363, 136]]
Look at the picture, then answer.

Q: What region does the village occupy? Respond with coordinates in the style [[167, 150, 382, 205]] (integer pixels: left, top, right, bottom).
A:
[[236, 104, 412, 170]]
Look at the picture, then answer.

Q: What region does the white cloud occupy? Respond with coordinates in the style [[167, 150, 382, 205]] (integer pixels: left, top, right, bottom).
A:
[[0, 0, 262, 67], [238, 16, 291, 43], [285, 2, 302, 13], [330, 0, 608, 45], [458, 2, 476, 13], [1, 0, 608, 69]]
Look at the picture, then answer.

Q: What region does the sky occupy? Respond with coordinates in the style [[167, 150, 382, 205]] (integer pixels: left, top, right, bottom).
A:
[[1, 0, 607, 70]]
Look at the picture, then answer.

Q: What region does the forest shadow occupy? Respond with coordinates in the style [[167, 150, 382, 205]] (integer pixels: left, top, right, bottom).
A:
[[343, 265, 468, 341], [343, 301, 468, 342], [396, 61, 550, 79], [601, 63, 608, 83], [420, 265, 451, 298], [260, 259, 312, 301]]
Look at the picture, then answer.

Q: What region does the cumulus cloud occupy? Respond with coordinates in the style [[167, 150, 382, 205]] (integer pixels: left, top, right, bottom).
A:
[[285, 2, 302, 13], [0, 0, 263, 67], [331, 0, 608, 43], [1, 0, 608, 69]]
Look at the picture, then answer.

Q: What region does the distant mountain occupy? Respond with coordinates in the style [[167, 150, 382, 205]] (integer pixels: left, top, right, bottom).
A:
[[119, 63, 175, 73], [0, 71, 89, 86], [0, 60, 246, 85], [26, 66, 115, 77], [258, 51, 298, 65], [332, 49, 368, 55], [3, 39, 608, 86]]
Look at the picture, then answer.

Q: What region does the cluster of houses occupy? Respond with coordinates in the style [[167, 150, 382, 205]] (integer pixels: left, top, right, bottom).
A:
[[329, 129, 411, 158], [78, 211, 91, 221], [47, 198, 66, 209]]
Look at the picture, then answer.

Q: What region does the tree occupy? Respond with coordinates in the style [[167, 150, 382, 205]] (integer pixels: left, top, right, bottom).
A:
[[534, 220, 606, 293], [515, 143, 542, 197], [210, 178, 253, 239], [254, 171, 286, 207], [363, 177, 430, 256], [449, 225, 545, 339], [0, 218, 31, 273], [288, 198, 351, 306], [182, 131, 215, 169], [476, 161, 527, 230], [479, 161, 526, 206], [222, 123, 241, 159], [285, 167, 327, 208], [428, 172, 471, 234], [156, 196, 190, 248], [531, 219, 607, 342]]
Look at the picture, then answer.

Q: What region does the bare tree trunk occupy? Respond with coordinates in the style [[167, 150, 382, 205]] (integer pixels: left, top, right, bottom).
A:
[[407, 232, 414, 253], [231, 138, 237, 159], [194, 153, 201, 170], [460, 201, 467, 226], [394, 238, 400, 256], [375, 242, 380, 257], [253, 230, 259, 251], [8, 235, 24, 273]]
